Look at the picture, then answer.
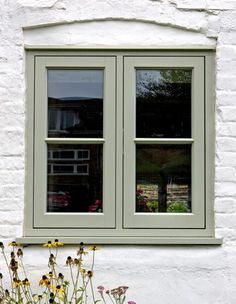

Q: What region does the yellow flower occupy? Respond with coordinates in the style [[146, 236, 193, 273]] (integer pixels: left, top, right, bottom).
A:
[[74, 258, 82, 266], [43, 241, 54, 248], [46, 271, 56, 279], [77, 242, 88, 255], [77, 248, 88, 255], [13, 278, 22, 288], [8, 241, 20, 247], [88, 245, 99, 251], [52, 239, 64, 247], [39, 275, 50, 286], [22, 278, 30, 286], [50, 285, 64, 294], [80, 268, 87, 277]]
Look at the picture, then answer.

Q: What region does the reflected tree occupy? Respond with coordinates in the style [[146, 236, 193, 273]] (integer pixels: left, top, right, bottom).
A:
[[136, 69, 192, 212]]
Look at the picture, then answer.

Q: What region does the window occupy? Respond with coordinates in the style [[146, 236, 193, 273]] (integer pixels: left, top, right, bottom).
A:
[[22, 49, 221, 244]]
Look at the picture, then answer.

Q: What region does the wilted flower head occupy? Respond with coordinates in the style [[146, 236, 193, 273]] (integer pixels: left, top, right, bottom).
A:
[[87, 270, 93, 278], [110, 286, 129, 296], [48, 253, 56, 266], [80, 268, 87, 277], [0, 242, 4, 250], [58, 273, 64, 281], [74, 258, 82, 266], [66, 256, 73, 266], [9, 259, 18, 272], [17, 248, 23, 257]]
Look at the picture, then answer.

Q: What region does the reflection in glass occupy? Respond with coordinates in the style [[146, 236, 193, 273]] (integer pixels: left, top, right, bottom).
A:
[[47, 144, 103, 213], [48, 70, 103, 138], [136, 145, 191, 213], [136, 69, 191, 138]]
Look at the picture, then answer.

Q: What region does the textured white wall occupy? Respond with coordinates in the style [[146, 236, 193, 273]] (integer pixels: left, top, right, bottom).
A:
[[1, 0, 236, 302]]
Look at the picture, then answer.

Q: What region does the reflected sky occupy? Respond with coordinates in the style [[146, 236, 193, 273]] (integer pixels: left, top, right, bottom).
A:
[[48, 70, 103, 99]]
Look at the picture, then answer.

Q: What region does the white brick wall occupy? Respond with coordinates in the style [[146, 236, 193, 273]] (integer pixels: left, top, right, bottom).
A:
[[1, 0, 236, 302]]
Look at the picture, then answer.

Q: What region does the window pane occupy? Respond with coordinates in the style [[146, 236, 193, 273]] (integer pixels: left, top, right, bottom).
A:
[[136, 70, 191, 138], [48, 70, 103, 138], [47, 144, 103, 213], [136, 145, 191, 213]]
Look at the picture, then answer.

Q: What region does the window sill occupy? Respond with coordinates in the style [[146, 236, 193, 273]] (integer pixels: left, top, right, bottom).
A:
[[16, 237, 222, 245]]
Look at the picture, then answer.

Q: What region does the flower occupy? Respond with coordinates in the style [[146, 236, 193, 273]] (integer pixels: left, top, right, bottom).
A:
[[9, 259, 18, 272], [22, 278, 30, 286], [58, 273, 64, 281], [46, 271, 56, 279], [97, 285, 105, 290], [80, 268, 87, 277], [13, 278, 22, 288], [50, 285, 64, 294], [17, 248, 23, 257], [128, 301, 136, 304], [39, 275, 50, 286], [74, 258, 82, 266], [87, 270, 93, 278], [52, 239, 64, 247], [8, 241, 20, 247], [97, 285, 105, 295], [48, 253, 56, 266], [77, 242, 88, 255], [43, 241, 54, 248], [66, 256, 73, 266], [33, 295, 43, 301], [89, 245, 99, 251]]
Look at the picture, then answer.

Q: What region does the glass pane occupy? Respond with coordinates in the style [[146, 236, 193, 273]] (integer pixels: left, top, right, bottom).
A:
[[47, 144, 103, 213], [136, 145, 191, 213], [136, 69, 191, 138], [48, 70, 103, 138]]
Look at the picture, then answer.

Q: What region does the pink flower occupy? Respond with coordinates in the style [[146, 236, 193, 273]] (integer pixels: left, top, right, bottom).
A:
[[97, 285, 105, 295], [128, 301, 136, 304], [97, 285, 105, 290]]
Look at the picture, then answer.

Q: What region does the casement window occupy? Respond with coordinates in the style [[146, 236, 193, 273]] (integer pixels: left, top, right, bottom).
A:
[[21, 49, 221, 244]]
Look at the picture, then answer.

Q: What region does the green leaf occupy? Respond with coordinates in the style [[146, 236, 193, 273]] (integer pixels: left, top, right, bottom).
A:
[[76, 296, 83, 304]]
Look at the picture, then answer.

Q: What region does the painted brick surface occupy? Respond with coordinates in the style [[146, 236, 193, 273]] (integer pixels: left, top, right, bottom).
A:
[[0, 0, 236, 302]]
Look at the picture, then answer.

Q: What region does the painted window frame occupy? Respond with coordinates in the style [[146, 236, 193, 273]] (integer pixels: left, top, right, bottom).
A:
[[21, 48, 221, 245]]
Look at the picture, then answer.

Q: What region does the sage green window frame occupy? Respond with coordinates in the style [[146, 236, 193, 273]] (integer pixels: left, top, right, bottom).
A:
[[21, 48, 221, 245], [124, 56, 204, 229], [32, 56, 116, 229]]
